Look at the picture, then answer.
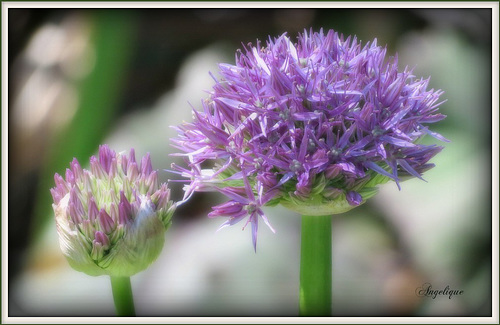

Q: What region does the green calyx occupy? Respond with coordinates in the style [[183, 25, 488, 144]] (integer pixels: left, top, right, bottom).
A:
[[276, 172, 390, 216], [214, 162, 393, 216], [279, 186, 379, 216], [56, 196, 175, 277], [94, 210, 168, 277], [280, 193, 361, 216]]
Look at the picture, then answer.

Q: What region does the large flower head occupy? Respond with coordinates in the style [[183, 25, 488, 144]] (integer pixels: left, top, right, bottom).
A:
[[51, 145, 175, 276], [172, 29, 447, 249]]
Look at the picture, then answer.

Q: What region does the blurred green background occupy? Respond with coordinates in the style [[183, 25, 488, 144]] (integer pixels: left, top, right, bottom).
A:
[[7, 7, 493, 317]]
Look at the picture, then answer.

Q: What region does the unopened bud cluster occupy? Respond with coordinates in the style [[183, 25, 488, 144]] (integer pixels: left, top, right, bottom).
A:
[[51, 145, 175, 277]]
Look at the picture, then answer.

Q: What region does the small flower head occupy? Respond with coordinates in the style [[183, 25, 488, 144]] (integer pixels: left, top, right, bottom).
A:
[[172, 28, 447, 249], [51, 145, 175, 277]]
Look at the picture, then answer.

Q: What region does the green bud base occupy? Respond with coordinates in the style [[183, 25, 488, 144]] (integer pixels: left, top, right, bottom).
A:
[[281, 196, 361, 216]]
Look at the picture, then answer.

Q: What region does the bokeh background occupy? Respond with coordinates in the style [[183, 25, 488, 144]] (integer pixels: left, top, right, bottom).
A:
[[6, 6, 494, 317]]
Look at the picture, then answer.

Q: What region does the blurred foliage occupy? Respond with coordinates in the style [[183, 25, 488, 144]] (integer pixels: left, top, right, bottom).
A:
[[30, 11, 137, 242]]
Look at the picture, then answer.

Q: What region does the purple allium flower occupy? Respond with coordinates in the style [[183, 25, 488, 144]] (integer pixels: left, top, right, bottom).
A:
[[172, 29, 447, 250], [51, 145, 175, 276]]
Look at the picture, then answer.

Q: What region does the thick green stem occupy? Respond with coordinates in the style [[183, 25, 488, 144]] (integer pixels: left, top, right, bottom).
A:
[[110, 276, 136, 316], [299, 215, 332, 316]]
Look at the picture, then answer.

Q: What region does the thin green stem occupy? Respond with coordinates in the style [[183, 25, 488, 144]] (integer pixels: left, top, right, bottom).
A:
[[110, 276, 136, 316], [299, 215, 332, 316]]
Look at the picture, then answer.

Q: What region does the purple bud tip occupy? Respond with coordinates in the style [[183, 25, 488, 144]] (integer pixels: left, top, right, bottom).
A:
[[208, 200, 245, 218], [98, 208, 115, 233], [68, 202, 83, 224], [67, 187, 85, 223], [141, 153, 153, 175], [127, 162, 139, 181], [94, 230, 110, 247], [88, 197, 99, 222], [90, 156, 106, 179], [324, 164, 341, 179], [69, 187, 83, 209], [121, 154, 129, 175], [346, 191, 362, 206], [118, 202, 131, 225], [108, 202, 119, 223], [128, 148, 137, 164], [108, 157, 117, 178], [151, 185, 170, 209], [51, 173, 69, 204], [50, 188, 62, 204], [65, 168, 75, 186], [54, 173, 68, 191], [70, 158, 82, 178], [120, 191, 132, 211], [98, 144, 116, 174]]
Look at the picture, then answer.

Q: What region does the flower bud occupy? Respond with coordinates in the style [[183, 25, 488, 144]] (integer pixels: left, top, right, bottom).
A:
[[51, 145, 175, 277]]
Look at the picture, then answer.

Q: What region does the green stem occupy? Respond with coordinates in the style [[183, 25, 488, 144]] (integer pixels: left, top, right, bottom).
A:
[[299, 215, 332, 316], [110, 276, 136, 316]]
